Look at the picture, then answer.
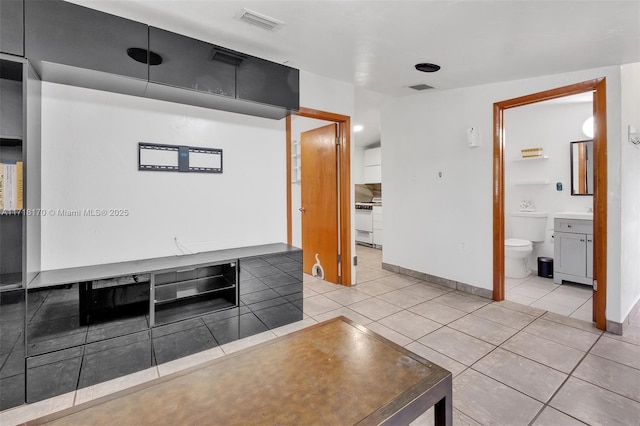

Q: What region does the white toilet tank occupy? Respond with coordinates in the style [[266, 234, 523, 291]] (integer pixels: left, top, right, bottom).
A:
[[510, 211, 547, 242]]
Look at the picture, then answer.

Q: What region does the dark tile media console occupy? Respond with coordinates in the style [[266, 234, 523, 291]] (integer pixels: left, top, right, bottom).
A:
[[0, 243, 303, 409]]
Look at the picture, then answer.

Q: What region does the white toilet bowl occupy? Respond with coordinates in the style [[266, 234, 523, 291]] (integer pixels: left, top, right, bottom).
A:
[[505, 238, 533, 278]]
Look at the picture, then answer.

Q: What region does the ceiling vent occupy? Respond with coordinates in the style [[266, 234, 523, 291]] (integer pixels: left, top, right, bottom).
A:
[[409, 84, 434, 91], [238, 8, 284, 31]]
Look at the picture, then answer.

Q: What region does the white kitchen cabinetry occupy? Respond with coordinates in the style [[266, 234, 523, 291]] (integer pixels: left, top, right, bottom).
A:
[[363, 147, 381, 183], [553, 218, 593, 286], [373, 206, 383, 247]]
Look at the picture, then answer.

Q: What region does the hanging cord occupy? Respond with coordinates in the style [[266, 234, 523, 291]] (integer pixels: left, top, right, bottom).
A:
[[174, 237, 196, 255]]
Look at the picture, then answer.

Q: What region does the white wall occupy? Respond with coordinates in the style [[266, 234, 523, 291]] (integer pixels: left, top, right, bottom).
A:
[[505, 101, 594, 264], [382, 65, 628, 322], [41, 82, 286, 269], [620, 62, 640, 322]]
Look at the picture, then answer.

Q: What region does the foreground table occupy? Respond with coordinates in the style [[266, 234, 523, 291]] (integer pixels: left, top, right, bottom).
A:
[[29, 316, 452, 426]]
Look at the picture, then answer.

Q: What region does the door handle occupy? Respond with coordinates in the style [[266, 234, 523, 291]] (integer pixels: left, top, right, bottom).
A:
[[299, 207, 306, 213]]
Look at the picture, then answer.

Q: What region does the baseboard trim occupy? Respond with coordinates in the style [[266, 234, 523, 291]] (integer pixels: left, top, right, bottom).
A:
[[382, 262, 493, 300], [606, 296, 640, 336]]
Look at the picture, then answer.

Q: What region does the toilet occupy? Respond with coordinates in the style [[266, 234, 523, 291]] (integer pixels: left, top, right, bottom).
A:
[[505, 211, 548, 278]]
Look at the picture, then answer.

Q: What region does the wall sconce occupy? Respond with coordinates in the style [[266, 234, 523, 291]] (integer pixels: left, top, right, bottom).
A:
[[582, 116, 594, 138]]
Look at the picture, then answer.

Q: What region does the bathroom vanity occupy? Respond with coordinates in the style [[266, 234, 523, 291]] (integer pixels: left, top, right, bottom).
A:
[[553, 213, 593, 286]]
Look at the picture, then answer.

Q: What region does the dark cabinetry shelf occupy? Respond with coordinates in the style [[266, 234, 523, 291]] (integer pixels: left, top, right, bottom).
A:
[[148, 27, 236, 98], [237, 56, 299, 110], [25, 0, 149, 95], [0, 0, 24, 57]]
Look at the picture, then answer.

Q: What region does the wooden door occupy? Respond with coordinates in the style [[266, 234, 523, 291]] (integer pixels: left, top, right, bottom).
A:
[[301, 124, 339, 283]]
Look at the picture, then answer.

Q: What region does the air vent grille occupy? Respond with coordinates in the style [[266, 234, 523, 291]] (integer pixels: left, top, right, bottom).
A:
[[409, 84, 434, 91], [239, 8, 284, 31]]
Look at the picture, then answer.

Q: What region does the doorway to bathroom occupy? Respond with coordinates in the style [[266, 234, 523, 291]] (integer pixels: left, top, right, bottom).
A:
[[492, 78, 608, 330]]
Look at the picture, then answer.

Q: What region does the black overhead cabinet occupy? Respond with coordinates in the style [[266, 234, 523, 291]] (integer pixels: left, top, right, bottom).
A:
[[148, 27, 236, 98], [0, 0, 24, 57], [237, 56, 299, 111], [24, 0, 148, 80]]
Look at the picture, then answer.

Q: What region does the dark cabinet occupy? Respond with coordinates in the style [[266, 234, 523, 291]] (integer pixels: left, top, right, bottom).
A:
[[0, 0, 24, 56], [148, 27, 236, 98], [24, 0, 148, 80], [237, 57, 299, 110]]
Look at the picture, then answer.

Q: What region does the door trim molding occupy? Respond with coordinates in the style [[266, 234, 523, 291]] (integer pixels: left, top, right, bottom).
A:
[[286, 107, 352, 286], [493, 78, 607, 330]]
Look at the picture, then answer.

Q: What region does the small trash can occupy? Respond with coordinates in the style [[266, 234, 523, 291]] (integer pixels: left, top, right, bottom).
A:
[[538, 257, 553, 278]]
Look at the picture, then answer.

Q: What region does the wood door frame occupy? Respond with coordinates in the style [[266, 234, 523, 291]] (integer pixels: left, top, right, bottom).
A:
[[286, 107, 352, 286], [493, 78, 608, 330]]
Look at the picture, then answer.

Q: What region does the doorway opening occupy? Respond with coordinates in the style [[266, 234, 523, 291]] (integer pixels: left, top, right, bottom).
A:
[[286, 108, 352, 286], [493, 78, 608, 330]]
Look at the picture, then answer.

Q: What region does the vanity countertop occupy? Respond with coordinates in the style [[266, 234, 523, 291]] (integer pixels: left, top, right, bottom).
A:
[[555, 212, 593, 220]]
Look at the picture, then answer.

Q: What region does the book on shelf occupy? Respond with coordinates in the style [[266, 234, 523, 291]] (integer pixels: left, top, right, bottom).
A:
[[0, 162, 23, 211]]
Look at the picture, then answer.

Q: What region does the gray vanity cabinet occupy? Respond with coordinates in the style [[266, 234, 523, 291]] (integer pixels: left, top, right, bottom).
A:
[[553, 218, 593, 286]]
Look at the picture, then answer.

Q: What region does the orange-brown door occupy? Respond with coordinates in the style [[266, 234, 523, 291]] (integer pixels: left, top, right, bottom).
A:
[[301, 123, 339, 283]]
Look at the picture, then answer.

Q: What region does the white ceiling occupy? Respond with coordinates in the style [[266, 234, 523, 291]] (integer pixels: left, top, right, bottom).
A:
[[68, 0, 640, 146]]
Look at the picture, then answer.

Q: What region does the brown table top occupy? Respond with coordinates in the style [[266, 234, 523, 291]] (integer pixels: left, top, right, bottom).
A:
[[29, 317, 451, 426]]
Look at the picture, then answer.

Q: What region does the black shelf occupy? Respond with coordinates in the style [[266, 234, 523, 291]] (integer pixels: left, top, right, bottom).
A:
[[154, 276, 236, 304]]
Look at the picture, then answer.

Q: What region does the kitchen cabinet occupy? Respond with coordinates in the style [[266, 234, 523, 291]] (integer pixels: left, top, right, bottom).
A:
[[148, 27, 236, 98], [373, 206, 383, 247], [237, 56, 299, 110], [1, 0, 24, 56], [553, 218, 593, 286], [363, 147, 382, 183], [25, 0, 149, 91]]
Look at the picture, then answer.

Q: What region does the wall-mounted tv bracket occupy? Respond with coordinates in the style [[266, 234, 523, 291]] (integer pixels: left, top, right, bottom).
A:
[[138, 142, 223, 173]]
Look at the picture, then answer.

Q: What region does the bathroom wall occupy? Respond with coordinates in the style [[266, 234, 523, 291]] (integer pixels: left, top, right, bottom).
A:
[[504, 99, 594, 263]]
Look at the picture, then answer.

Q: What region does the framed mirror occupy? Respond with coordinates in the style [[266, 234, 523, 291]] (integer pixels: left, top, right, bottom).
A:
[[570, 140, 593, 195]]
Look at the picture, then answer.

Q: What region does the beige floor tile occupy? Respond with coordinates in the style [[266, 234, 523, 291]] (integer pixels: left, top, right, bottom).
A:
[[550, 377, 640, 425], [472, 348, 567, 403], [403, 283, 452, 300], [501, 296, 546, 313], [418, 327, 495, 366], [302, 294, 343, 316], [530, 298, 577, 316], [430, 293, 490, 313], [410, 407, 481, 426], [303, 286, 318, 298], [378, 310, 442, 340], [303, 279, 342, 294], [374, 274, 420, 290], [505, 276, 529, 289], [409, 300, 468, 325], [501, 332, 585, 374], [473, 303, 537, 329], [523, 318, 600, 352], [404, 342, 467, 377], [589, 336, 640, 369], [453, 369, 543, 425], [590, 334, 640, 369], [448, 314, 519, 345], [312, 307, 374, 326], [542, 311, 600, 334], [0, 391, 75, 426], [356, 268, 393, 283], [348, 297, 403, 321], [363, 322, 413, 347], [376, 288, 428, 309], [322, 287, 371, 306], [532, 407, 586, 426], [354, 280, 396, 296], [76, 367, 160, 404], [271, 318, 318, 337], [509, 284, 552, 300], [537, 291, 591, 310], [573, 354, 640, 402], [606, 323, 640, 346], [569, 302, 594, 322]]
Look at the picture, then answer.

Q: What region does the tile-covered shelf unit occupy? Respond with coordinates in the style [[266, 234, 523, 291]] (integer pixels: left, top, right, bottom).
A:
[[2, 243, 302, 409]]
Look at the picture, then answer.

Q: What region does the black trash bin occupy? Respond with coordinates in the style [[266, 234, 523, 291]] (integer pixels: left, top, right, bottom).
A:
[[538, 257, 553, 278]]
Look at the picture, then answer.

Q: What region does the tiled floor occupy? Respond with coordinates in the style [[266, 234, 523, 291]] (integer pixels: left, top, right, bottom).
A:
[[505, 273, 593, 321], [2, 245, 639, 425]]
